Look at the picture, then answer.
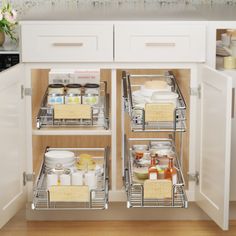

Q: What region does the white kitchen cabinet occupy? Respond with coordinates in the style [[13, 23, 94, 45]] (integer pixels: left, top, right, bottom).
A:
[[0, 20, 234, 231], [205, 22, 236, 203], [120, 65, 233, 230], [0, 64, 27, 228], [195, 65, 232, 230], [218, 70, 236, 202], [115, 23, 206, 62], [21, 22, 114, 62]]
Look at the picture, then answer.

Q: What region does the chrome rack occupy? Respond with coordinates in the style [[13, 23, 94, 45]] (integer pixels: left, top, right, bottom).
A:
[[124, 138, 188, 208], [32, 147, 109, 210], [36, 81, 109, 130], [122, 71, 186, 132]]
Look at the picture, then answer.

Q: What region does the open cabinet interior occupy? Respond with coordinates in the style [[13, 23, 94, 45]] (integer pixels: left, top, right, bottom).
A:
[[32, 135, 111, 210], [31, 69, 111, 130], [32, 135, 111, 176], [30, 68, 112, 210], [116, 69, 190, 207], [216, 28, 236, 70], [29, 67, 190, 210]]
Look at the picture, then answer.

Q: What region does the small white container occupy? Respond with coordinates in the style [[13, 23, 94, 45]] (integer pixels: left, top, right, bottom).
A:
[[150, 91, 179, 107], [84, 171, 97, 190], [60, 174, 71, 185], [83, 84, 100, 106], [47, 84, 65, 106], [45, 151, 75, 163], [71, 172, 83, 185], [140, 80, 172, 97], [48, 84, 65, 95], [65, 84, 82, 105], [47, 173, 58, 188]]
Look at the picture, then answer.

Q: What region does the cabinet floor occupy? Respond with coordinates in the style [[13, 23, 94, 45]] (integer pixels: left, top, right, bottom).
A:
[[1, 212, 236, 236]]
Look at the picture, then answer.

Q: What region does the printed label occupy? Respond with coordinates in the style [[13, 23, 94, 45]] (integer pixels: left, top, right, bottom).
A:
[[149, 172, 158, 180], [172, 174, 177, 185]]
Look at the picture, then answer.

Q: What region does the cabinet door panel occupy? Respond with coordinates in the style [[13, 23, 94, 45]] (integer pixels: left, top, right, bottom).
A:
[[196, 65, 232, 230], [217, 70, 236, 201], [0, 65, 26, 228]]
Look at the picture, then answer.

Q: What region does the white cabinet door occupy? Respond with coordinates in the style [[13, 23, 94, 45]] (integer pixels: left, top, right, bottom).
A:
[[196, 65, 232, 230], [216, 70, 236, 201], [0, 64, 27, 228]]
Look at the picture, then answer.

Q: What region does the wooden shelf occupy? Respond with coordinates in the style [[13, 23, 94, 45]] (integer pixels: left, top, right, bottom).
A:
[[32, 128, 112, 136]]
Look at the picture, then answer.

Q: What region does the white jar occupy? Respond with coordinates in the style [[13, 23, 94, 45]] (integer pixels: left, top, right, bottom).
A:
[[48, 84, 64, 95], [60, 174, 71, 185], [83, 83, 100, 106], [47, 173, 58, 188], [71, 171, 83, 185], [84, 171, 97, 190], [47, 84, 65, 105], [65, 84, 82, 105]]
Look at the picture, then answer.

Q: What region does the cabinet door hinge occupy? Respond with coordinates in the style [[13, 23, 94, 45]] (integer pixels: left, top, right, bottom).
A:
[[23, 172, 35, 186], [21, 86, 32, 99], [188, 171, 199, 185], [190, 86, 201, 99]]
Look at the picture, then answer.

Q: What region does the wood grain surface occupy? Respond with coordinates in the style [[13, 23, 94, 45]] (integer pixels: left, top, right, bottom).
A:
[[1, 212, 236, 236]]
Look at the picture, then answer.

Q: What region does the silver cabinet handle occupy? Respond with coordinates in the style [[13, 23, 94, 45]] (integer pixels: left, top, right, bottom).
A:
[[52, 42, 84, 47], [145, 42, 176, 47]]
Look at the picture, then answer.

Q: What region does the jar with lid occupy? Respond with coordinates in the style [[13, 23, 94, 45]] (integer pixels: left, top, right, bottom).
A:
[[47, 84, 65, 106], [65, 84, 82, 105], [46, 163, 71, 187], [82, 83, 100, 106]]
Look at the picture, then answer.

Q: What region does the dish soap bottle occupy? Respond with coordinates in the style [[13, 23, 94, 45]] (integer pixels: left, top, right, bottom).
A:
[[164, 156, 177, 185], [148, 154, 158, 180]]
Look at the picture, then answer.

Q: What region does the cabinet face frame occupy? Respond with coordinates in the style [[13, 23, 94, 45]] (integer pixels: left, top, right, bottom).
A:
[[3, 61, 229, 231], [24, 62, 232, 231]]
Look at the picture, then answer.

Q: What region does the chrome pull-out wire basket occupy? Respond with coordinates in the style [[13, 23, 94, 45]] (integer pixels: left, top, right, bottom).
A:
[[122, 71, 186, 132], [32, 147, 109, 210], [124, 138, 188, 208], [36, 81, 109, 130]]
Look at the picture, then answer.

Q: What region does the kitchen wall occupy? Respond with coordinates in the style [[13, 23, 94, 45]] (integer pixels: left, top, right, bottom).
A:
[[6, 0, 236, 19]]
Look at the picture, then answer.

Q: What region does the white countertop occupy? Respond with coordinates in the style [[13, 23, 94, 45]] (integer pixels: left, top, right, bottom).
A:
[[19, 4, 236, 21]]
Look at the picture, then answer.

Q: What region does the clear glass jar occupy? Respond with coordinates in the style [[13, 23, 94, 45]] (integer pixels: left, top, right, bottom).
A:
[[47, 84, 65, 105], [65, 84, 82, 105], [82, 83, 100, 106]]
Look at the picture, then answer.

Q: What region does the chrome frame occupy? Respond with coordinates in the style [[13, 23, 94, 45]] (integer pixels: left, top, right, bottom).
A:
[[32, 147, 109, 210], [36, 81, 109, 130], [122, 71, 187, 132], [124, 137, 188, 208]]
